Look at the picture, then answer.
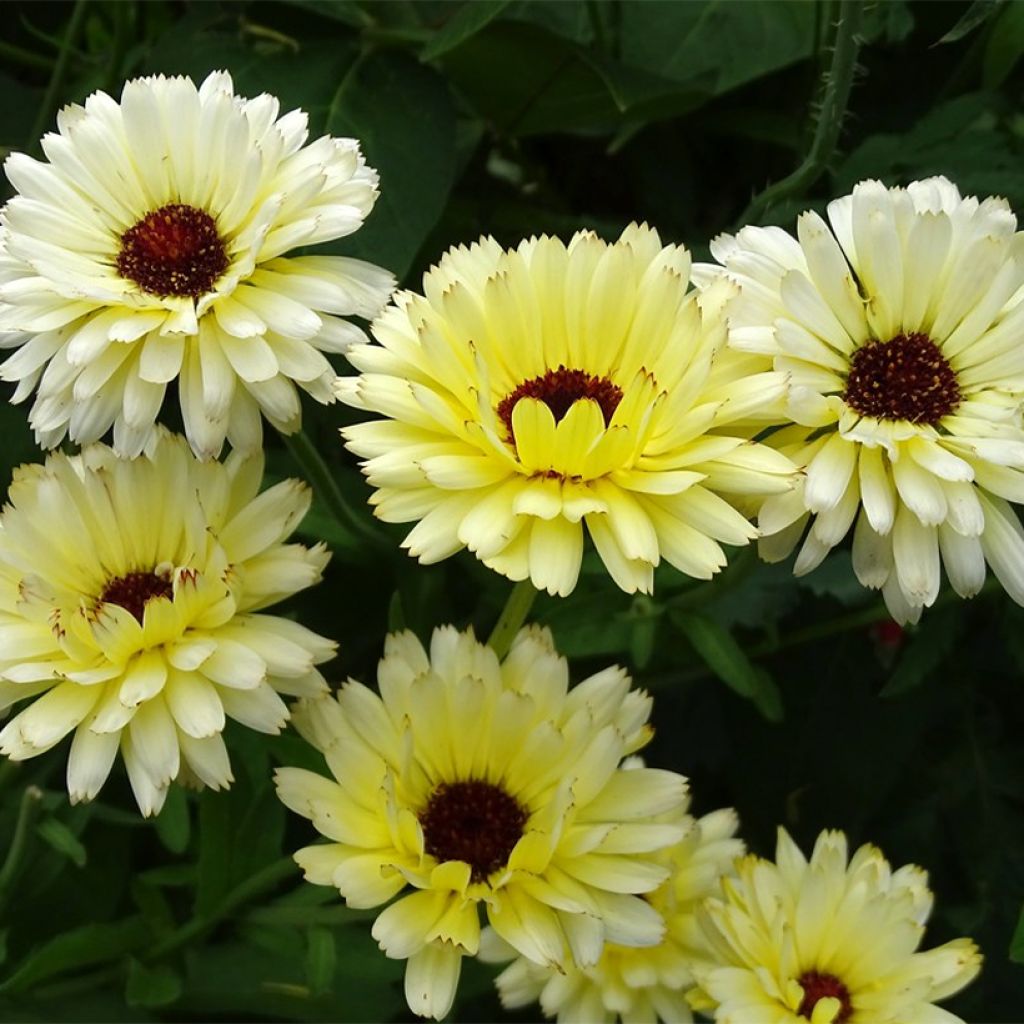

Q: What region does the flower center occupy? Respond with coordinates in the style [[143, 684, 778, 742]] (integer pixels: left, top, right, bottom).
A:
[[99, 570, 173, 624], [419, 780, 528, 883], [116, 203, 228, 298], [497, 365, 623, 442], [843, 332, 961, 425], [797, 971, 853, 1023]]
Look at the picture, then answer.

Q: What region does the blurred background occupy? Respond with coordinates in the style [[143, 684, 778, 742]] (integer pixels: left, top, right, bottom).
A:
[[0, 1, 1023, 1020]]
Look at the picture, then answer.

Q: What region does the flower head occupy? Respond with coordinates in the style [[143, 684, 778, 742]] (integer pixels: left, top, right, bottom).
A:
[[275, 624, 690, 1019], [484, 799, 744, 1023], [697, 177, 1024, 622], [0, 431, 335, 814], [0, 71, 395, 458], [337, 224, 795, 597], [691, 827, 982, 1023]]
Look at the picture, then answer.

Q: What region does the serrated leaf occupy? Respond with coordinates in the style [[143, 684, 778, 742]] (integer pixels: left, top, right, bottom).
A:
[[671, 611, 783, 721], [34, 817, 87, 868], [305, 926, 336, 996], [125, 958, 182, 1009], [422, 0, 513, 60]]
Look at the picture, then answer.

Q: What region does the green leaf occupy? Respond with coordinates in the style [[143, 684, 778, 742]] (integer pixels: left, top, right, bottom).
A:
[[325, 51, 457, 280], [937, 0, 1003, 43], [195, 790, 232, 918], [671, 611, 783, 721], [421, 0, 513, 60], [983, 0, 1024, 86], [0, 918, 149, 994], [881, 604, 967, 697], [1011, 902, 1024, 963], [125, 958, 182, 1009], [34, 817, 87, 868], [153, 785, 190, 855], [305, 926, 336, 996]]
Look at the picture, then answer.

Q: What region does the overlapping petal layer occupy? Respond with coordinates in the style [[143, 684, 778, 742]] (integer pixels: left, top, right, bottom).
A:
[[0, 431, 334, 814], [0, 70, 394, 457], [697, 177, 1024, 622], [275, 625, 690, 1019], [338, 223, 795, 596]]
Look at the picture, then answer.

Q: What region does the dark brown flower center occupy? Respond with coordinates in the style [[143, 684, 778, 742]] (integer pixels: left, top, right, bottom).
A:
[[116, 203, 228, 298], [497, 366, 623, 442], [843, 332, 960, 425], [798, 971, 853, 1023], [99, 571, 173, 624], [419, 780, 528, 883]]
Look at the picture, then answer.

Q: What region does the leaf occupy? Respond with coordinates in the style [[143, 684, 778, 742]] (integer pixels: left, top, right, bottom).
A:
[[1011, 902, 1024, 963], [305, 926, 336, 996], [325, 51, 457, 280], [671, 611, 783, 721], [125, 958, 182, 1009], [153, 785, 190, 855], [421, 0, 513, 60], [937, 0, 1004, 43], [195, 790, 232, 918], [34, 817, 87, 868], [983, 0, 1024, 86], [0, 918, 149, 994], [881, 603, 967, 697]]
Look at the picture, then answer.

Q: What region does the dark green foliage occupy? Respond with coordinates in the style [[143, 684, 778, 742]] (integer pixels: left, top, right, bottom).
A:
[[1, 1, 1023, 1020]]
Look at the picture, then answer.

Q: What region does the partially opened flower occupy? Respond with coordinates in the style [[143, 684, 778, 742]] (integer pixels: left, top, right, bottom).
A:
[[0, 432, 334, 814], [275, 625, 689, 1020], [697, 177, 1024, 622], [691, 828, 981, 1023], [0, 70, 394, 458], [337, 224, 795, 597], [483, 799, 743, 1023]]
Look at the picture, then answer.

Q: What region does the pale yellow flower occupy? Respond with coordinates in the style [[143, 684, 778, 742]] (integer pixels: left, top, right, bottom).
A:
[[338, 224, 795, 597]]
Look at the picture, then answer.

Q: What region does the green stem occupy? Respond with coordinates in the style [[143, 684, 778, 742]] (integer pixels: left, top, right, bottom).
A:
[[0, 38, 54, 72], [145, 856, 296, 961], [27, 0, 89, 154], [283, 429, 388, 554], [0, 785, 43, 908], [487, 580, 538, 659], [739, 0, 864, 226], [103, 0, 133, 93]]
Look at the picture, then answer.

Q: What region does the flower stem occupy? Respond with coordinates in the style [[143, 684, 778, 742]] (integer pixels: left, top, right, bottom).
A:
[[0, 785, 43, 910], [487, 580, 539, 659], [282, 428, 388, 556], [27, 0, 89, 154], [739, 0, 864, 226]]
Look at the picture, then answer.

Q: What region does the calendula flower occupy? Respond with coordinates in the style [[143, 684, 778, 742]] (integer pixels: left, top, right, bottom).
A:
[[697, 177, 1024, 623], [275, 625, 689, 1020], [483, 798, 743, 1023], [691, 828, 981, 1024], [0, 70, 394, 458], [0, 432, 334, 815], [337, 224, 795, 597]]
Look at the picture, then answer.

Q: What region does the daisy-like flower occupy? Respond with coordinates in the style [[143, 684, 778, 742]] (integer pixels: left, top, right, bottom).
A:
[[691, 828, 981, 1024], [697, 177, 1024, 622], [0, 70, 395, 458], [274, 624, 690, 1020], [482, 796, 744, 1023], [0, 431, 335, 815], [337, 223, 796, 597]]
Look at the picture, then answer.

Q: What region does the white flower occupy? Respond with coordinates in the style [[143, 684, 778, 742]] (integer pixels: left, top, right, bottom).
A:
[[697, 177, 1024, 622], [0, 71, 395, 458]]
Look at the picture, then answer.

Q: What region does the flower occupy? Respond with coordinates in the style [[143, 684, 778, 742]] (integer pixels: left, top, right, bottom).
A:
[[0, 70, 395, 459], [691, 827, 982, 1024], [337, 224, 795, 597], [696, 177, 1024, 623], [483, 798, 744, 1023], [274, 624, 690, 1020], [0, 431, 335, 815]]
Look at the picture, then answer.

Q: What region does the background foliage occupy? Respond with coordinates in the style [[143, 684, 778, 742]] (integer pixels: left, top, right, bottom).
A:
[[1, 0, 1024, 1020]]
